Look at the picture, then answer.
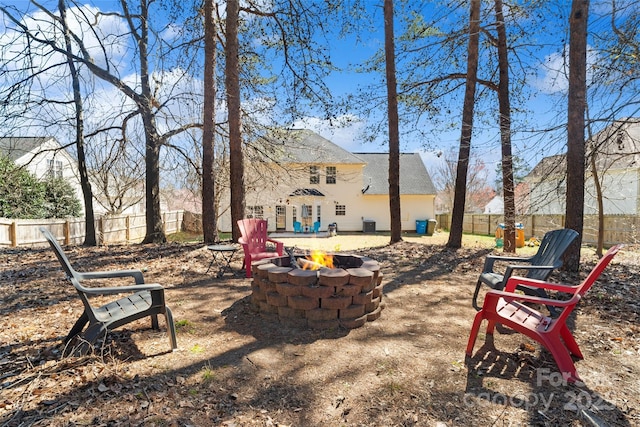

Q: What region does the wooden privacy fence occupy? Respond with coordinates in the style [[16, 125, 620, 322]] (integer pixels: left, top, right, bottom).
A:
[[0, 211, 185, 247], [435, 213, 639, 246]]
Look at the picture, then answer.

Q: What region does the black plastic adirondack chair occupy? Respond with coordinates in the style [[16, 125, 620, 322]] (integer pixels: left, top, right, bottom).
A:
[[472, 228, 579, 314], [40, 227, 177, 353]]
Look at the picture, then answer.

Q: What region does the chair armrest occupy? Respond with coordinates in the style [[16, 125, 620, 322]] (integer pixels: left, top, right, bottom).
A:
[[484, 288, 580, 308], [76, 269, 145, 284], [268, 238, 284, 254], [80, 283, 165, 296], [482, 254, 533, 273], [503, 276, 580, 293]]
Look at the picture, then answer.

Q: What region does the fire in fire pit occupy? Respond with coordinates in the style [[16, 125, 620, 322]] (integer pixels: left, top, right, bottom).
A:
[[249, 251, 385, 329], [300, 250, 334, 270]]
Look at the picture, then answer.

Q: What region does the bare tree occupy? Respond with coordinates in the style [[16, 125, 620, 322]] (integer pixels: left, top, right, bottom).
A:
[[433, 150, 493, 214], [87, 134, 144, 214], [2, 1, 203, 243], [564, 0, 589, 271]]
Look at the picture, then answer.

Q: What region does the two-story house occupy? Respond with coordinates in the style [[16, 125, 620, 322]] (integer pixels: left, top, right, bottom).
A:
[[219, 129, 437, 233], [523, 118, 640, 215]]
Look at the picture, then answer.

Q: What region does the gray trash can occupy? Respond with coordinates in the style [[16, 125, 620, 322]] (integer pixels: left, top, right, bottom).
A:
[[426, 219, 437, 236]]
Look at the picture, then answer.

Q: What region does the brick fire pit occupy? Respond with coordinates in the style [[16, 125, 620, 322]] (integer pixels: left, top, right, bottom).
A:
[[250, 253, 385, 329]]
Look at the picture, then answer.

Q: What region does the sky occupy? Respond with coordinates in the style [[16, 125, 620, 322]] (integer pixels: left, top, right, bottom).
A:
[[1, 0, 638, 191]]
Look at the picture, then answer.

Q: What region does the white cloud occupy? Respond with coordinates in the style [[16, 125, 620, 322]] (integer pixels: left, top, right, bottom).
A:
[[533, 44, 602, 94], [290, 115, 378, 152]]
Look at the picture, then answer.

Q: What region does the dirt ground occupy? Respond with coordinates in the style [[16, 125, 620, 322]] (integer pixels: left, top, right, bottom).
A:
[[1, 232, 639, 426]]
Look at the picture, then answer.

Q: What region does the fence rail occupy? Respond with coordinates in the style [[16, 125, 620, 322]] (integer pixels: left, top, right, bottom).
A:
[[3, 211, 637, 247], [0, 211, 185, 247], [435, 213, 639, 246]]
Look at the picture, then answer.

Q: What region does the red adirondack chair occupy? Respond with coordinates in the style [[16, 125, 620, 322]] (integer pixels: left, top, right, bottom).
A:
[[237, 218, 284, 278], [466, 244, 623, 383]]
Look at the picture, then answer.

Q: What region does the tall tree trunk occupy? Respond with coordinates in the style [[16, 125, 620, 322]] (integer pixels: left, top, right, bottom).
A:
[[384, 0, 402, 244], [202, 0, 218, 244], [564, 0, 589, 270], [447, 0, 480, 249], [494, 0, 516, 253], [59, 0, 96, 246], [225, 0, 245, 242], [135, 0, 165, 244]]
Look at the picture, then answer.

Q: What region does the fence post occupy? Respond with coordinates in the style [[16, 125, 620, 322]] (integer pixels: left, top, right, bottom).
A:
[[126, 216, 130, 242], [64, 221, 70, 245], [531, 215, 536, 238], [10, 221, 17, 247], [98, 216, 105, 245]]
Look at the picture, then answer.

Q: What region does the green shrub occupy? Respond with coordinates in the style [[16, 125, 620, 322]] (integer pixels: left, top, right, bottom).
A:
[[0, 155, 81, 218], [43, 177, 82, 218]]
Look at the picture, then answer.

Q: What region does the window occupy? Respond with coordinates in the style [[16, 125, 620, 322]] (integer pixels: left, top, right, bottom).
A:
[[47, 159, 63, 179], [292, 207, 297, 223], [247, 206, 264, 219], [316, 205, 321, 222], [301, 204, 312, 218], [335, 205, 346, 216], [309, 166, 319, 184], [326, 166, 336, 184]]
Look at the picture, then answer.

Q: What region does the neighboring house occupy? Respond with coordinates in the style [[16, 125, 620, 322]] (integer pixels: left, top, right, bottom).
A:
[[0, 137, 83, 208], [524, 118, 640, 215], [0, 137, 150, 216], [219, 129, 437, 232]]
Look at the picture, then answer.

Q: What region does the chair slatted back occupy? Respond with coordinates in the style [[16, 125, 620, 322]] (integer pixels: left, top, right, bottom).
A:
[[574, 244, 622, 300], [238, 218, 269, 252], [526, 229, 579, 280], [40, 227, 81, 282]]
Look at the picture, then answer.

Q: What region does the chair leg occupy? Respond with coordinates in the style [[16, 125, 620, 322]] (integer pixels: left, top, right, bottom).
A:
[[65, 311, 89, 343], [150, 314, 159, 330], [83, 322, 107, 346], [542, 335, 581, 383], [245, 256, 252, 278], [560, 324, 583, 359], [465, 312, 485, 356], [164, 307, 178, 350], [485, 319, 497, 335], [471, 280, 483, 311]]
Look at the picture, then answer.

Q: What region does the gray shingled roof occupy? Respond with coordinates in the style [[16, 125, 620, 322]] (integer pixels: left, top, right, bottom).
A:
[[0, 137, 51, 162], [526, 154, 567, 179], [356, 153, 437, 195], [276, 129, 366, 164]]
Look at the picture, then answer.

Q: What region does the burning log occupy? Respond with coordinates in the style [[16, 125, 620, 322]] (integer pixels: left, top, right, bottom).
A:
[[297, 258, 324, 270]]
